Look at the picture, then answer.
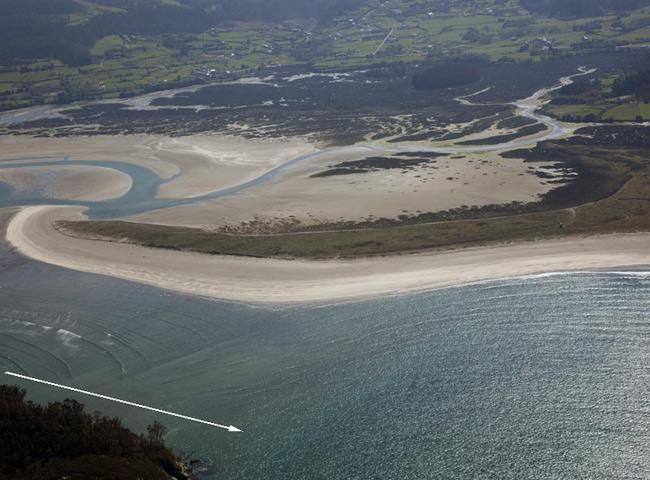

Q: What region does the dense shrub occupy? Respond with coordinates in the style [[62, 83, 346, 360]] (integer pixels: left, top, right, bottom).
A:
[[0, 385, 189, 480], [612, 69, 650, 98], [412, 63, 481, 90]]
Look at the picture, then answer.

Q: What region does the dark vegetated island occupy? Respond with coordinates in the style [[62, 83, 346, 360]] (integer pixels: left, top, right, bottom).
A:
[[7, 54, 639, 141], [455, 123, 548, 146], [412, 63, 481, 91], [0, 384, 193, 480], [311, 154, 446, 177]]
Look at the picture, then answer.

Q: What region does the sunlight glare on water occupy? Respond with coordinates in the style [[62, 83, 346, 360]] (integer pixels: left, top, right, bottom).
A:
[[1, 248, 649, 479]]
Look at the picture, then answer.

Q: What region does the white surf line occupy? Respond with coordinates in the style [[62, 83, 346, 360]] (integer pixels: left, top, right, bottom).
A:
[[5, 372, 243, 432]]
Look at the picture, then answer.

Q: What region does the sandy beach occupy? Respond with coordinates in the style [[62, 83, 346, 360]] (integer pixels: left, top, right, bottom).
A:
[[6, 205, 649, 304]]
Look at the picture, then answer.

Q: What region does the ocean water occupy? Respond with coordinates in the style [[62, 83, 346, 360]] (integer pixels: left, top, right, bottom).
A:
[[1, 240, 649, 479]]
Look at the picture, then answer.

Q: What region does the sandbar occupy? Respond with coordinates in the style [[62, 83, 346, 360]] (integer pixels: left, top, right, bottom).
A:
[[0, 165, 132, 201]]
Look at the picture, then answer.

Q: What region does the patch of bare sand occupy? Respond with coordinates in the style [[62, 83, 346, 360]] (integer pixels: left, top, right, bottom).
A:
[[0, 135, 179, 178], [2, 135, 570, 231], [147, 136, 316, 198], [7, 205, 649, 304], [0, 165, 132, 201], [134, 150, 567, 228]]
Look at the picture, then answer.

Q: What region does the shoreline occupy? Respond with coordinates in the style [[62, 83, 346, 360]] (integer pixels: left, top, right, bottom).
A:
[[5, 205, 650, 304]]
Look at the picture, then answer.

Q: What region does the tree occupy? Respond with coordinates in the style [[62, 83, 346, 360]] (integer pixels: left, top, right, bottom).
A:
[[147, 420, 168, 445], [0, 385, 187, 480]]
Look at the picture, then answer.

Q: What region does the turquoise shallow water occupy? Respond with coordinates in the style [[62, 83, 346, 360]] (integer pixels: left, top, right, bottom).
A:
[[1, 240, 649, 479]]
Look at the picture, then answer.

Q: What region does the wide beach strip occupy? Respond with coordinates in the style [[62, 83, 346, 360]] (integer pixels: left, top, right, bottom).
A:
[[6, 205, 650, 304]]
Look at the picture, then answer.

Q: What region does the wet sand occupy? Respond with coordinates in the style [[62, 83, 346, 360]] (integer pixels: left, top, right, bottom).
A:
[[0, 165, 132, 201], [0, 134, 315, 200]]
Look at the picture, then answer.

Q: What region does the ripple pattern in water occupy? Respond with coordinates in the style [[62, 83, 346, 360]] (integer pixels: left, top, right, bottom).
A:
[[1, 254, 649, 479]]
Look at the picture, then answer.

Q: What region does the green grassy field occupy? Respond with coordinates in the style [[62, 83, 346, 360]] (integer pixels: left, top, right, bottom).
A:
[[603, 103, 650, 120], [547, 96, 650, 122]]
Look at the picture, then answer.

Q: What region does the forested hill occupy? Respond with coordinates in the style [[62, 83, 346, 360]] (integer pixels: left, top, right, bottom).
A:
[[186, 0, 367, 22], [519, 0, 650, 17], [0, 0, 367, 65], [89, 0, 367, 21], [3, 0, 650, 112], [0, 384, 191, 480], [0, 1, 216, 65], [3, 0, 649, 66]]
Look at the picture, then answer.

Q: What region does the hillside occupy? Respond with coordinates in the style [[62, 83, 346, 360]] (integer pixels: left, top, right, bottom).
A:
[[0, 384, 192, 480], [1, 0, 650, 111]]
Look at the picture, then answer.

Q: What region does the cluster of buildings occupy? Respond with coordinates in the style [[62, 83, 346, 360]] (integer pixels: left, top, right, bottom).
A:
[[519, 37, 555, 53]]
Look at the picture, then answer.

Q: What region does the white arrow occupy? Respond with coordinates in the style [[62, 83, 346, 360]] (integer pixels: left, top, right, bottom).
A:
[[5, 372, 242, 433]]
